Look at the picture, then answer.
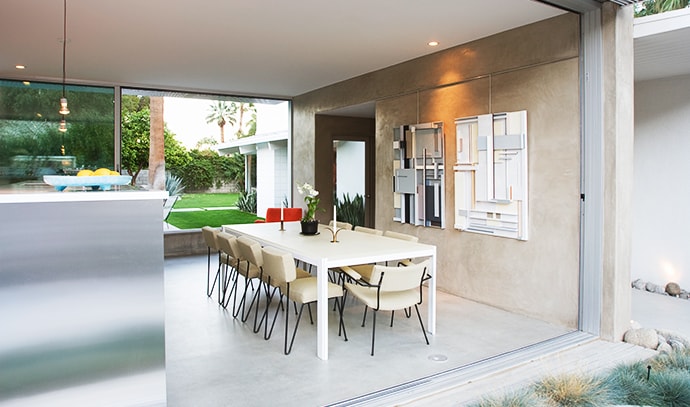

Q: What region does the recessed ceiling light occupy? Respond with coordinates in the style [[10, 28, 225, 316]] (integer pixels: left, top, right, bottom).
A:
[[15, 64, 26, 69], [428, 41, 439, 47]]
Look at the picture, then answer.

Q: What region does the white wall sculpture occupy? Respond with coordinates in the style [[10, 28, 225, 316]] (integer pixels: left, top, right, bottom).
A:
[[454, 111, 528, 240]]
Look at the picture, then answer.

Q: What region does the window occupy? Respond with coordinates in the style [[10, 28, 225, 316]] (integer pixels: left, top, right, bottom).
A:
[[120, 88, 289, 198], [0, 79, 114, 184]]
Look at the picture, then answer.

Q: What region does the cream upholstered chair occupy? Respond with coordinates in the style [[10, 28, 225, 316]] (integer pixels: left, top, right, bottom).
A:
[[235, 236, 265, 323], [329, 220, 353, 231], [237, 236, 311, 333], [344, 260, 431, 356], [262, 246, 347, 354], [342, 230, 419, 284], [353, 225, 383, 236], [215, 232, 243, 310], [201, 226, 222, 300]]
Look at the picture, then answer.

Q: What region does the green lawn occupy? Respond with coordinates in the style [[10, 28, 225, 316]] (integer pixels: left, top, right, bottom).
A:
[[165, 193, 261, 229], [166, 209, 260, 229], [172, 193, 239, 209]]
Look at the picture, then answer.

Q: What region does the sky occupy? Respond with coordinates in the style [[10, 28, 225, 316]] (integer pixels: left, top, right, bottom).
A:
[[163, 97, 289, 149]]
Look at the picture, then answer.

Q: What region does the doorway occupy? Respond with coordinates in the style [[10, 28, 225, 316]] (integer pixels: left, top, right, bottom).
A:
[[314, 113, 375, 227]]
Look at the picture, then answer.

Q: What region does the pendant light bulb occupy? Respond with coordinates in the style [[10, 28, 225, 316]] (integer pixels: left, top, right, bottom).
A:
[[59, 118, 67, 132], [59, 97, 70, 115]]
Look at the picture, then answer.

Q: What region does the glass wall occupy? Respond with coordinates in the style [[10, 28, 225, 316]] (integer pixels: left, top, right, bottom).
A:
[[0, 79, 115, 185], [121, 88, 289, 194]]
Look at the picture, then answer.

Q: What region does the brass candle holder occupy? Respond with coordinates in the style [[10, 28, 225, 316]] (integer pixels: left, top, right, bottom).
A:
[[325, 226, 343, 243]]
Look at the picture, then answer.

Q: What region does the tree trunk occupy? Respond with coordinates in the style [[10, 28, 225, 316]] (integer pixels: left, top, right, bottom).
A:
[[220, 124, 225, 143], [149, 96, 166, 191], [237, 104, 245, 138]]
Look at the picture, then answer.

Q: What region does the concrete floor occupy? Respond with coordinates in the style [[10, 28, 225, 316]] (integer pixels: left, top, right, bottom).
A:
[[164, 254, 572, 406], [2, 256, 671, 407]]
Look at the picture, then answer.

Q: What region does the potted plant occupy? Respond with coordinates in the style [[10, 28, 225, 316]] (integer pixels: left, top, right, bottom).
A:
[[297, 182, 321, 235]]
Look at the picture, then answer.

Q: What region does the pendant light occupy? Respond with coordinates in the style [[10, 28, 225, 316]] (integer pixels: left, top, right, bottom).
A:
[[58, 0, 70, 117]]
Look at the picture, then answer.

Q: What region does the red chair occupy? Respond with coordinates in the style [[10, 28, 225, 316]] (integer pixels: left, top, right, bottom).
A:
[[255, 207, 302, 223]]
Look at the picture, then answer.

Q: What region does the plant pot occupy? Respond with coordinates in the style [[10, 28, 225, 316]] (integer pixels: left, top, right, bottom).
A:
[[300, 220, 319, 235]]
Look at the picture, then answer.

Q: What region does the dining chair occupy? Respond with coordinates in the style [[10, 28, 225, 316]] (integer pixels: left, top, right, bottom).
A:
[[353, 225, 383, 236], [201, 226, 222, 300], [340, 230, 420, 285], [235, 236, 265, 323], [237, 236, 311, 332], [255, 207, 303, 223], [215, 232, 242, 310], [329, 220, 353, 231], [261, 246, 348, 355], [383, 230, 419, 266], [344, 260, 431, 356]]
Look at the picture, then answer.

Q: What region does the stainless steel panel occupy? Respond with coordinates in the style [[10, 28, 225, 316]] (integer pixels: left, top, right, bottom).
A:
[[0, 197, 166, 405]]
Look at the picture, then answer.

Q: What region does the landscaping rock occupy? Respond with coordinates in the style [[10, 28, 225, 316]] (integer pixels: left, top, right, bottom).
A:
[[632, 278, 646, 290], [623, 328, 659, 349], [670, 339, 686, 351], [657, 342, 673, 354], [665, 282, 681, 296], [657, 330, 690, 348], [645, 282, 657, 292]]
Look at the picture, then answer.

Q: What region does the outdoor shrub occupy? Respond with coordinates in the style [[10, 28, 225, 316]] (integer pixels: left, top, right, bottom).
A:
[[650, 348, 690, 372], [471, 388, 548, 407], [179, 159, 214, 191], [602, 361, 650, 405], [336, 193, 364, 228], [644, 368, 690, 407], [237, 188, 257, 214], [532, 373, 612, 407], [165, 173, 185, 196]]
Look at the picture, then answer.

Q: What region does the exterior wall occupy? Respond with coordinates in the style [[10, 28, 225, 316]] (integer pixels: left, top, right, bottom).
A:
[[294, 13, 582, 327], [633, 74, 690, 289], [336, 141, 365, 200], [256, 141, 289, 217], [600, 3, 635, 341], [256, 143, 276, 217]]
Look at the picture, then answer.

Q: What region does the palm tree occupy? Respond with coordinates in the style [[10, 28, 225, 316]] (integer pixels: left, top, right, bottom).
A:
[[149, 96, 165, 190], [205, 101, 236, 143], [231, 102, 257, 138], [635, 0, 689, 16]]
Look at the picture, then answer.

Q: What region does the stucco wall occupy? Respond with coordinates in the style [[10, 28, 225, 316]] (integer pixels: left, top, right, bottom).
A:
[[633, 74, 690, 289], [293, 13, 581, 328]]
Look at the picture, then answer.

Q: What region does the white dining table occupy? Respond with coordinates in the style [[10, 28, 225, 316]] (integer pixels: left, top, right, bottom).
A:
[[222, 221, 437, 360]]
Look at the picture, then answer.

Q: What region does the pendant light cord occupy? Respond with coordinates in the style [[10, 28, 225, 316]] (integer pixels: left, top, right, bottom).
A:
[[62, 0, 67, 97]]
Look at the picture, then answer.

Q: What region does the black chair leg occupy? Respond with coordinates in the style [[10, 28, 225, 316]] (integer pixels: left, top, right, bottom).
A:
[[206, 248, 220, 297], [370, 309, 377, 356], [390, 310, 395, 327], [361, 306, 368, 327], [335, 298, 348, 341], [266, 293, 284, 340], [285, 303, 305, 355], [414, 304, 430, 345]]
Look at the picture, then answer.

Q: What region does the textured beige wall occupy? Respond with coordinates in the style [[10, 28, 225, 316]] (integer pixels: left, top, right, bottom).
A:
[[600, 3, 634, 341], [293, 13, 581, 327]]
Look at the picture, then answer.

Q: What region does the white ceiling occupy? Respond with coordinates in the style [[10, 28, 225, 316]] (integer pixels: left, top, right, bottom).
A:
[[0, 0, 564, 99]]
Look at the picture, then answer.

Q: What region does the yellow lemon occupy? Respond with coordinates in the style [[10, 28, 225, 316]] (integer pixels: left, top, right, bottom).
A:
[[76, 169, 94, 177], [93, 168, 112, 176]]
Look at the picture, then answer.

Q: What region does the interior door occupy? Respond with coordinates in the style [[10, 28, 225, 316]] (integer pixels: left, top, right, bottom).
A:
[[333, 138, 374, 227]]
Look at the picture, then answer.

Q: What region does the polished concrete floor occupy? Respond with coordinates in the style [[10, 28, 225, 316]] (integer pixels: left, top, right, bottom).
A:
[[165, 254, 572, 406]]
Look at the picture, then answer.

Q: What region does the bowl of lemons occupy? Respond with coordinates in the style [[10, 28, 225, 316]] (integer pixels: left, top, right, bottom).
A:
[[44, 168, 132, 191]]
